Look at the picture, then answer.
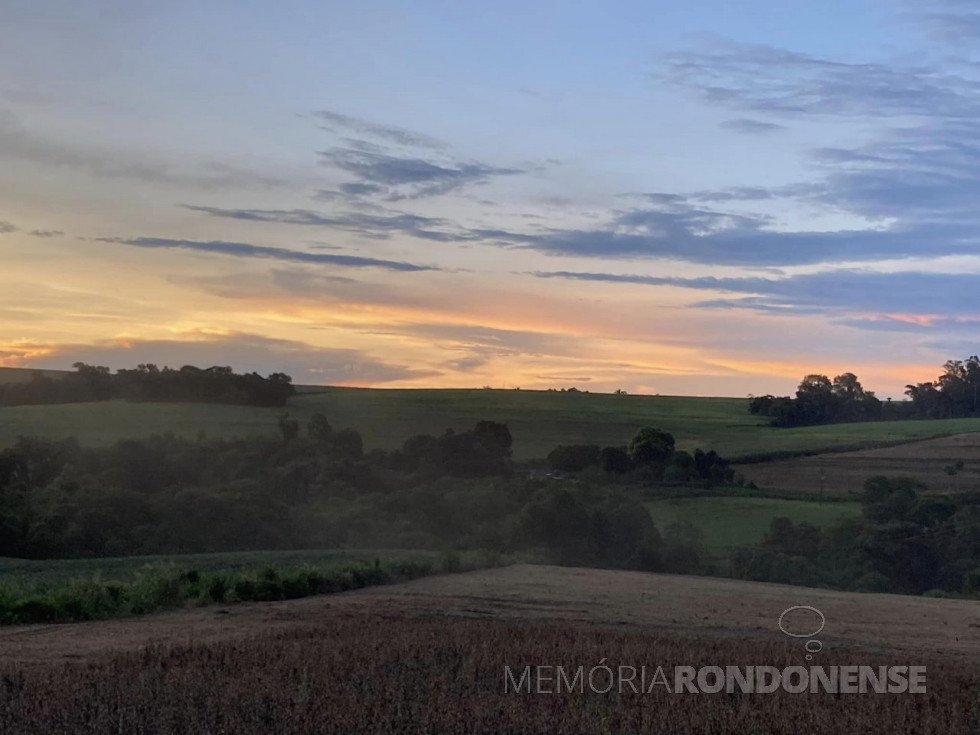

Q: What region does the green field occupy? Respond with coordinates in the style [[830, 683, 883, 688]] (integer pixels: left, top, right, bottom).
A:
[[0, 548, 442, 593], [0, 366, 67, 384], [647, 497, 861, 560], [0, 548, 507, 625], [4, 385, 980, 460]]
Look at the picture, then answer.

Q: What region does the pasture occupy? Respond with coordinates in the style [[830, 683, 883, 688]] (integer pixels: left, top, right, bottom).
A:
[[647, 497, 861, 560], [4, 383, 980, 460]]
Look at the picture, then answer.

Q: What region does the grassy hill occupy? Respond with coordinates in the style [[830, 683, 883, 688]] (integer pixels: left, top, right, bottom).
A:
[[3, 381, 980, 459], [0, 366, 68, 384], [647, 496, 861, 560]]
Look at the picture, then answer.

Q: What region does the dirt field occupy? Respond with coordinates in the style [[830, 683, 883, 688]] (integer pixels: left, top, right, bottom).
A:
[[737, 432, 980, 495], [2, 564, 977, 665]]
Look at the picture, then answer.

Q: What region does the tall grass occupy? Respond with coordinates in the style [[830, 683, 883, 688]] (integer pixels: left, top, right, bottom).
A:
[[0, 556, 446, 625]]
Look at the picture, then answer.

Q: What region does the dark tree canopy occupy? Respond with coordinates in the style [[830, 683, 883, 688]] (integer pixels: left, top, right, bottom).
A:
[[0, 363, 296, 408]]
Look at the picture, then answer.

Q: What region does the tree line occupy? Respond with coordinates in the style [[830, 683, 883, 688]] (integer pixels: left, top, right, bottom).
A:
[[0, 363, 296, 407], [750, 355, 980, 427], [0, 418, 730, 575]]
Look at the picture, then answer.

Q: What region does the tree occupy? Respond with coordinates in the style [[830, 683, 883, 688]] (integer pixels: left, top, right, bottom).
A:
[[795, 374, 836, 424], [599, 446, 633, 474], [472, 421, 512, 459], [277, 413, 300, 442], [547, 445, 601, 473], [307, 413, 333, 442], [628, 427, 675, 465], [332, 428, 363, 459]]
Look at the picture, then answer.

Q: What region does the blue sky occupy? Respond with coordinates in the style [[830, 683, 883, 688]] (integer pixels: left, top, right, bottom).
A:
[[2, 0, 979, 396]]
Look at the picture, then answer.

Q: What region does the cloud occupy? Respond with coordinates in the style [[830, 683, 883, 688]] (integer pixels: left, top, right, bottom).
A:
[[0, 108, 286, 189], [368, 322, 583, 359], [0, 221, 17, 234], [912, 0, 980, 45], [183, 193, 980, 267], [182, 204, 474, 243], [94, 236, 435, 272], [661, 38, 980, 119], [27, 332, 440, 386], [534, 268, 980, 323], [319, 147, 524, 200], [29, 229, 64, 238], [720, 118, 786, 134], [309, 110, 526, 202], [507, 206, 975, 265], [805, 120, 980, 222], [338, 182, 385, 196], [312, 109, 446, 149]]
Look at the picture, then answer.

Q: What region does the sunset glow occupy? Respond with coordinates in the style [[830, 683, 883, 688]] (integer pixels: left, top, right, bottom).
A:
[[3, 1, 979, 398]]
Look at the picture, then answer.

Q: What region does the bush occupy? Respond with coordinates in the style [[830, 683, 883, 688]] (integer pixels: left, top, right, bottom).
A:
[[206, 575, 229, 603], [546, 445, 601, 473]]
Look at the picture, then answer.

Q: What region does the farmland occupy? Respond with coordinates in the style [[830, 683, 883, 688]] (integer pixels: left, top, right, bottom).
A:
[[0, 566, 975, 733], [0, 549, 468, 625], [5, 380, 980, 460], [647, 497, 861, 560], [739, 432, 980, 495]]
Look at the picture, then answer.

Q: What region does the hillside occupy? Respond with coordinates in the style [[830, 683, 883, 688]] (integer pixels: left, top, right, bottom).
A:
[[4, 381, 980, 460], [739, 432, 980, 495], [2, 564, 975, 663], [0, 367, 68, 384]]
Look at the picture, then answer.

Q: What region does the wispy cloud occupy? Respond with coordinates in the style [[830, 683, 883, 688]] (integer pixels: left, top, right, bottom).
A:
[[0, 108, 287, 189], [94, 236, 436, 272], [535, 268, 980, 324], [181, 204, 477, 243], [661, 38, 980, 119], [720, 118, 786, 134], [312, 109, 446, 150], [319, 146, 524, 200], [0, 220, 17, 234]]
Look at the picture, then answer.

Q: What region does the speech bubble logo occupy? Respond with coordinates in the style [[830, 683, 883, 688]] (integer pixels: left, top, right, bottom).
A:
[[778, 605, 825, 660]]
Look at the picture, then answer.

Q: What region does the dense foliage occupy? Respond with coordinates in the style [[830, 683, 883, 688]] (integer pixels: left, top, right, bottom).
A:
[[731, 476, 980, 596], [0, 422, 714, 576], [749, 372, 885, 427], [751, 356, 980, 427], [0, 363, 295, 407]]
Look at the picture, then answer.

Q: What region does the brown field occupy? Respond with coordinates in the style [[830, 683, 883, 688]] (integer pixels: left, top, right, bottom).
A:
[[737, 432, 980, 496], [1, 565, 977, 733]]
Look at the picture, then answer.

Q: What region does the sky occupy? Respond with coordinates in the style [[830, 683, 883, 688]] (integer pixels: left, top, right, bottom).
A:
[[3, 0, 980, 397]]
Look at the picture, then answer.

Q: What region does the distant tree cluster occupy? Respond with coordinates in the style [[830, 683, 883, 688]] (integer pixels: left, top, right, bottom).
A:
[[732, 476, 980, 597], [749, 372, 883, 427], [905, 356, 980, 419], [751, 356, 980, 428], [0, 363, 295, 408], [388, 421, 513, 478], [546, 426, 734, 484]]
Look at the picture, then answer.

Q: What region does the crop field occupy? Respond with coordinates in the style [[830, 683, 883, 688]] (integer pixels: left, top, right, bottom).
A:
[[4, 381, 980, 460], [0, 566, 975, 733], [0, 548, 441, 592], [647, 497, 861, 560], [738, 432, 980, 495], [0, 549, 467, 626]]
